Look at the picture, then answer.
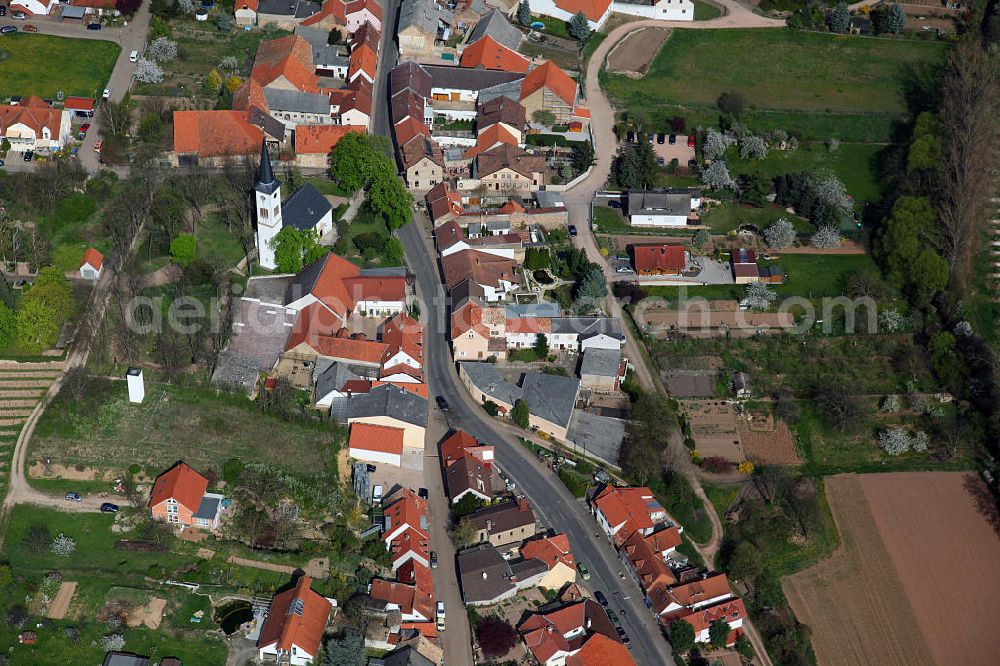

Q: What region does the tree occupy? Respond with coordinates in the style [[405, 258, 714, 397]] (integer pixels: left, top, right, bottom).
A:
[[827, 2, 849, 32], [810, 225, 842, 249], [875, 3, 905, 33], [271, 226, 324, 273], [743, 281, 776, 311], [7, 604, 28, 630], [225, 76, 244, 93], [670, 619, 695, 653], [170, 233, 196, 266], [709, 618, 731, 648], [615, 142, 658, 189], [205, 68, 223, 94], [219, 55, 240, 74], [134, 58, 165, 84], [717, 90, 747, 117], [217, 14, 234, 32], [813, 380, 861, 432], [876, 196, 948, 304], [367, 168, 413, 229], [0, 563, 12, 588], [512, 399, 530, 429], [878, 428, 912, 455], [0, 303, 16, 349], [329, 132, 376, 191], [701, 160, 737, 191], [570, 141, 595, 173], [739, 134, 768, 160], [702, 128, 731, 161], [568, 11, 592, 41], [383, 236, 404, 264], [50, 533, 77, 557], [692, 229, 711, 250], [735, 634, 754, 659], [322, 632, 364, 666], [148, 36, 178, 62], [574, 265, 607, 312], [533, 333, 549, 358], [115, 0, 141, 15], [326, 27, 344, 45], [517, 0, 531, 26], [454, 517, 479, 547], [525, 247, 550, 271], [100, 634, 126, 652], [532, 109, 556, 127], [22, 522, 50, 553], [482, 400, 499, 417], [453, 493, 486, 518], [477, 616, 518, 657], [727, 540, 762, 585], [16, 297, 59, 353], [764, 218, 796, 248]]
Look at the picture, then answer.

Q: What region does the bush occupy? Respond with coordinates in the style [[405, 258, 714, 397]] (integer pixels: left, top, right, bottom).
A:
[[700, 456, 733, 473], [170, 233, 196, 266], [559, 469, 587, 498]]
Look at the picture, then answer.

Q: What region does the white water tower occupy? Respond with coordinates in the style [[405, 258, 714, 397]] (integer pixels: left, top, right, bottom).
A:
[[126, 367, 145, 404]]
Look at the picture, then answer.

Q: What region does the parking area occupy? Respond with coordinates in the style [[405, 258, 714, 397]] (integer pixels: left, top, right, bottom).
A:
[[652, 134, 696, 168]]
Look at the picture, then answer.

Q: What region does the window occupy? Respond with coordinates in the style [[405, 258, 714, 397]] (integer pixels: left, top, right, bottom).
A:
[[273, 206, 279, 217], [259, 208, 268, 218]]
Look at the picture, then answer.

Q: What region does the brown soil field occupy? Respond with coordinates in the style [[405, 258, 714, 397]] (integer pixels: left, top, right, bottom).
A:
[[783, 472, 1000, 666], [606, 27, 671, 76], [739, 416, 800, 465], [47, 581, 77, 620]]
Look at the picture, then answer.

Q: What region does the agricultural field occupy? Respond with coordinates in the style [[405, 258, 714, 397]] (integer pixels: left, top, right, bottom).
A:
[[783, 472, 1000, 666], [0, 34, 120, 99]]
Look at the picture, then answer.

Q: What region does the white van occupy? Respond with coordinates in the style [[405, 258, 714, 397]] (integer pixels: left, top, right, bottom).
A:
[[129, 50, 138, 63]]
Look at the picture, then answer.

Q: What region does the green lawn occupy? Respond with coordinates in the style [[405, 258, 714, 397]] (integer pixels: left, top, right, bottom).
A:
[[693, 0, 723, 20], [197, 213, 247, 268], [0, 34, 120, 99], [729, 142, 885, 205], [532, 15, 572, 40], [702, 204, 809, 236], [592, 206, 632, 234], [604, 30, 948, 115], [306, 176, 353, 198]]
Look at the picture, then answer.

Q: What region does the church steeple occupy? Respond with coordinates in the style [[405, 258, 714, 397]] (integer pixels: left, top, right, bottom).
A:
[[255, 139, 280, 196]]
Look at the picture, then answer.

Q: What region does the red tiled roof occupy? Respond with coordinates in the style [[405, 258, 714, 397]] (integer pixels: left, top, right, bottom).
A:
[[666, 572, 733, 610], [384, 488, 429, 540], [63, 96, 95, 111], [301, 0, 347, 26], [232, 77, 269, 114], [251, 35, 319, 92], [620, 530, 676, 609], [295, 125, 367, 155], [148, 461, 208, 513], [235, 0, 259, 12], [257, 576, 332, 657], [349, 422, 405, 455], [396, 559, 434, 595], [497, 199, 525, 214], [348, 44, 378, 80], [441, 249, 519, 290], [172, 110, 262, 158], [426, 183, 464, 222], [390, 527, 430, 565], [440, 430, 479, 465], [521, 533, 574, 571], [382, 313, 423, 365], [450, 299, 505, 339], [463, 123, 520, 159], [351, 21, 381, 52], [0, 99, 63, 141], [506, 317, 551, 334], [593, 485, 663, 537], [394, 115, 431, 146], [566, 633, 635, 666], [669, 598, 747, 636], [341, 379, 429, 397], [343, 275, 407, 303], [81, 247, 104, 270], [346, 0, 381, 20], [521, 61, 577, 108], [554, 0, 612, 22], [460, 35, 530, 74], [632, 244, 685, 275], [370, 579, 434, 620], [287, 329, 389, 364]]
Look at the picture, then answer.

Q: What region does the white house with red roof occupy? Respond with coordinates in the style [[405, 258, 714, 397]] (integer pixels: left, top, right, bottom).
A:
[[611, 0, 695, 21], [591, 484, 676, 545], [148, 462, 225, 530], [369, 577, 434, 623], [8, 0, 58, 15], [379, 313, 424, 383], [348, 422, 406, 466], [660, 572, 735, 617], [521, 533, 576, 591], [80, 248, 104, 282], [345, 0, 382, 32], [0, 96, 72, 153], [668, 597, 747, 645], [382, 487, 430, 552], [257, 575, 333, 665], [527, 0, 613, 29]]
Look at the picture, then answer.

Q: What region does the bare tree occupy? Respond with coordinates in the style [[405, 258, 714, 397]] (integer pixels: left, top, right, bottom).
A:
[[936, 38, 1000, 290]]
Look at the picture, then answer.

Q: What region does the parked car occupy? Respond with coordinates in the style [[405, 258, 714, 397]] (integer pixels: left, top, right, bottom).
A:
[[418, 487, 428, 500], [80, 123, 91, 133], [615, 266, 634, 274], [94, 140, 103, 153], [430, 551, 438, 568], [617, 627, 631, 646], [70, 146, 78, 156], [688, 159, 697, 169], [435, 395, 449, 412], [102, 87, 111, 99], [625, 131, 635, 144], [577, 562, 591, 581], [0, 6, 6, 15], [656, 133, 665, 144], [23, 23, 37, 32], [0, 159, 5, 167], [22, 150, 33, 162], [594, 590, 609, 607], [12, 10, 28, 19], [65, 492, 82, 502], [607, 609, 621, 627], [436, 601, 445, 631], [129, 49, 138, 63], [687, 135, 696, 148], [87, 22, 102, 30], [656, 156, 665, 166], [669, 134, 677, 145], [100, 502, 119, 513], [608, 200, 621, 209], [0, 26, 15, 35], [568, 224, 578, 237]]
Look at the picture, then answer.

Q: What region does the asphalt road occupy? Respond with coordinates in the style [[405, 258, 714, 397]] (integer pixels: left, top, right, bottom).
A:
[[371, 0, 401, 138], [399, 219, 674, 665]]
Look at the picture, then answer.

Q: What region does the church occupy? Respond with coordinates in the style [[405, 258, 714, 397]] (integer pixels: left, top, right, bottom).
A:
[[253, 140, 334, 270]]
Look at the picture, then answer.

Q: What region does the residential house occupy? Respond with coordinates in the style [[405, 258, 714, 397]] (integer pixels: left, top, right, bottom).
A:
[[256, 576, 333, 666], [398, 0, 451, 61], [631, 244, 686, 276], [591, 484, 675, 545], [426, 182, 465, 225], [344, 383, 428, 450], [171, 110, 262, 167], [282, 252, 407, 321], [80, 247, 104, 282], [348, 43, 378, 84], [349, 422, 406, 467], [445, 453, 495, 504], [450, 297, 508, 360], [0, 96, 72, 153], [619, 528, 679, 616], [63, 96, 96, 118], [565, 633, 636, 665], [440, 429, 495, 468], [330, 78, 375, 127], [380, 312, 425, 383], [295, 124, 367, 167], [369, 578, 434, 623], [382, 487, 431, 569], [400, 135, 445, 192], [435, 221, 520, 260], [424, 64, 525, 105], [314, 361, 363, 407], [148, 462, 225, 530], [460, 36, 530, 74], [346, 0, 382, 32], [458, 361, 522, 413], [579, 347, 625, 392], [8, 0, 58, 15], [474, 144, 546, 194], [466, 9, 523, 52], [518, 599, 628, 666], [467, 498, 537, 548], [368, 645, 435, 666], [295, 25, 351, 79], [463, 122, 521, 160], [457, 543, 548, 606], [252, 0, 326, 30], [441, 249, 520, 301], [234, 0, 259, 26], [627, 189, 701, 227], [285, 308, 388, 370], [667, 597, 747, 645], [528, 0, 613, 29], [730, 248, 760, 284], [659, 572, 734, 617], [520, 372, 581, 440], [477, 95, 526, 143], [520, 61, 578, 125], [505, 316, 551, 350], [521, 533, 576, 591], [612, 0, 694, 21]]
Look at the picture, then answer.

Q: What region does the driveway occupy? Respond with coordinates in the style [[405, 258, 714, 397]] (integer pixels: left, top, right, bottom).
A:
[[0, 6, 153, 174]]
